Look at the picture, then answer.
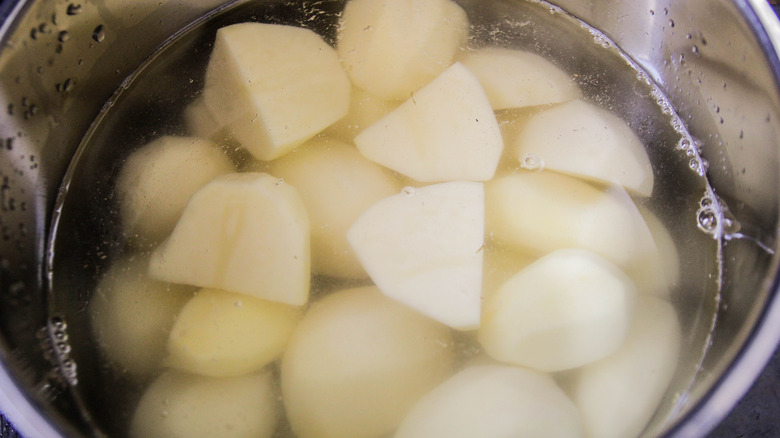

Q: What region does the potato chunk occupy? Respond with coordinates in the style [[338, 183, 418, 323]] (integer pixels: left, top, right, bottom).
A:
[[115, 136, 234, 247], [485, 171, 657, 270], [282, 286, 454, 438], [348, 181, 484, 330], [512, 99, 654, 196], [89, 255, 194, 377], [149, 172, 310, 306], [355, 63, 503, 182], [626, 206, 680, 297], [203, 23, 350, 160], [130, 370, 277, 438], [395, 365, 584, 438], [337, 0, 468, 100], [570, 295, 681, 438], [459, 47, 581, 110], [270, 138, 401, 278], [166, 288, 301, 377], [479, 249, 636, 372]]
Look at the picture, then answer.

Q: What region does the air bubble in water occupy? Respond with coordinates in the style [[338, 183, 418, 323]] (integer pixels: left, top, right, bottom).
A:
[[697, 208, 718, 233], [58, 31, 69, 43], [520, 153, 543, 170]]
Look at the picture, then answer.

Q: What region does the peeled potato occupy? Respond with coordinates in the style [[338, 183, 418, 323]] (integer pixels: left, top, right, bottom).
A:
[[337, 0, 468, 100], [395, 365, 584, 438], [281, 286, 454, 438], [165, 288, 301, 377], [355, 63, 503, 183], [130, 370, 277, 438], [203, 22, 350, 161], [323, 87, 398, 142], [459, 47, 581, 110], [570, 295, 681, 438], [115, 135, 234, 247], [348, 181, 484, 330], [485, 171, 657, 270], [184, 96, 230, 143], [89, 255, 194, 377], [270, 138, 401, 278], [479, 249, 636, 372], [512, 99, 654, 196], [149, 172, 310, 306], [625, 205, 680, 297], [355, 63, 504, 182]]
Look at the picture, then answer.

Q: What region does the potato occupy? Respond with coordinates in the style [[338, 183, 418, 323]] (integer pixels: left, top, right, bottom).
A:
[[459, 47, 581, 110], [203, 23, 350, 161], [115, 135, 234, 247], [512, 99, 654, 196], [485, 171, 657, 270], [89, 255, 194, 377], [569, 295, 681, 438], [348, 181, 484, 330], [165, 288, 301, 377], [394, 365, 584, 438], [270, 138, 401, 278], [625, 205, 680, 297], [323, 87, 398, 142], [281, 286, 454, 438], [355, 62, 503, 183], [479, 249, 636, 372], [149, 172, 310, 306], [337, 0, 468, 100], [130, 370, 277, 438], [183, 96, 230, 143]]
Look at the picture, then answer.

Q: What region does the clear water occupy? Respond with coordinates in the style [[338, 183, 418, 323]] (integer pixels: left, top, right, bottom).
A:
[[45, 0, 721, 436]]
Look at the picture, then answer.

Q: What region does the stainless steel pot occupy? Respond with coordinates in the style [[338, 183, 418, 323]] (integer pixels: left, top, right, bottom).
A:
[[0, 0, 779, 436]]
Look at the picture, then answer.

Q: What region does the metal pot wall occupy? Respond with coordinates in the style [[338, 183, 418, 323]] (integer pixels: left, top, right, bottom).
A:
[[0, 0, 779, 436]]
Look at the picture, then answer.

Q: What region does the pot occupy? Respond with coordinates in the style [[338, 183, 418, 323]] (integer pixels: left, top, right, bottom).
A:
[[0, 0, 779, 437]]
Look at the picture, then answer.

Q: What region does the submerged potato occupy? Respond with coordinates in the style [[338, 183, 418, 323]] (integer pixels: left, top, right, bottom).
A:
[[115, 135, 234, 247], [130, 370, 277, 438], [337, 0, 468, 100], [281, 286, 454, 438], [270, 138, 401, 278], [355, 62, 503, 183], [394, 365, 584, 438], [512, 99, 654, 196], [149, 172, 310, 306], [166, 288, 301, 377], [203, 22, 350, 160], [479, 249, 636, 372], [485, 171, 657, 270], [348, 181, 484, 330], [89, 255, 194, 377], [569, 295, 681, 438], [459, 47, 581, 110]]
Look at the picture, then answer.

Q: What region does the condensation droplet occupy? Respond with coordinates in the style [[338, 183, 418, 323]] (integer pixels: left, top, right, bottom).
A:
[[58, 31, 69, 42], [92, 25, 105, 43], [66, 3, 82, 15]]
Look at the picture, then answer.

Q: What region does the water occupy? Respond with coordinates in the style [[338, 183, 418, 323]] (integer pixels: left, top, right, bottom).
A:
[[45, 0, 721, 436]]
